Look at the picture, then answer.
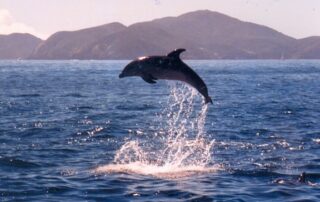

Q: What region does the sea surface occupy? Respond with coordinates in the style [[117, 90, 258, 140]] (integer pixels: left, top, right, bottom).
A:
[[0, 60, 320, 202]]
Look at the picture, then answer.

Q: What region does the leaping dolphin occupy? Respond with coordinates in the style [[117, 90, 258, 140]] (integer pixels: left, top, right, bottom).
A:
[[119, 49, 213, 104]]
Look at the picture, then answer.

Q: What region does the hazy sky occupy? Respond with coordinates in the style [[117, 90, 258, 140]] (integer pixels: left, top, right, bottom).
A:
[[0, 0, 319, 39]]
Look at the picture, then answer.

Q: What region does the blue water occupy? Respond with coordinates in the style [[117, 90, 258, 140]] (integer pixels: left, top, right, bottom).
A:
[[0, 60, 320, 201]]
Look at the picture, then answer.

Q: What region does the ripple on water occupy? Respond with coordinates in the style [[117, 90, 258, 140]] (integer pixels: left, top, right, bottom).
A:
[[1, 60, 320, 201], [0, 157, 40, 169], [12, 93, 41, 98]]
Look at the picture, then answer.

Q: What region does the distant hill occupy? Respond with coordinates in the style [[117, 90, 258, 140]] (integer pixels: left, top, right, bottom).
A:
[[126, 10, 296, 59], [290, 36, 320, 59], [30, 22, 126, 59], [1, 10, 320, 59], [0, 33, 42, 59]]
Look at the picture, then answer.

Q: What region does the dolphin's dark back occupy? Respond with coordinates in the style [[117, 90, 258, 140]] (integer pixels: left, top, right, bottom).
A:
[[165, 50, 212, 104], [182, 64, 212, 104]]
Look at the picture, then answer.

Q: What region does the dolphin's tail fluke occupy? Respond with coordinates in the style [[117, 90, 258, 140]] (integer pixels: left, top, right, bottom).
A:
[[205, 96, 213, 104]]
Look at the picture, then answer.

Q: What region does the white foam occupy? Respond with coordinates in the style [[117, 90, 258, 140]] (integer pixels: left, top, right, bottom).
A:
[[312, 138, 320, 144], [95, 162, 219, 179], [96, 83, 215, 178]]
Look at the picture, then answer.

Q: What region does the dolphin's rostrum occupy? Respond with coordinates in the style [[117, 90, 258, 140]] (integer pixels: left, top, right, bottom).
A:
[[119, 49, 212, 104]]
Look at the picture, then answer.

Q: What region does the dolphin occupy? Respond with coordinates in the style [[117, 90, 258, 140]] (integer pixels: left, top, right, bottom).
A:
[[119, 49, 212, 104]]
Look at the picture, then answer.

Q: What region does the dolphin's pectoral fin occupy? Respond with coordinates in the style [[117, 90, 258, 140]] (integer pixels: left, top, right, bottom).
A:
[[142, 77, 157, 84], [142, 74, 157, 84]]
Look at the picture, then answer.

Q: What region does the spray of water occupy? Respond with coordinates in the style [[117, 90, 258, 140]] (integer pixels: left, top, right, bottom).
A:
[[96, 82, 217, 178]]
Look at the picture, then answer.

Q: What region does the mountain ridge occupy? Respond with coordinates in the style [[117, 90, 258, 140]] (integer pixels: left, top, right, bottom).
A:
[[0, 33, 42, 59], [1, 10, 320, 59]]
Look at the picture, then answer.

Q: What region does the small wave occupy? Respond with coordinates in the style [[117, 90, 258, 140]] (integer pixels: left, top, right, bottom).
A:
[[69, 106, 95, 111], [230, 169, 286, 178], [312, 138, 320, 144], [75, 126, 105, 136], [12, 93, 41, 97], [0, 157, 39, 168], [116, 104, 157, 111], [64, 93, 87, 98]]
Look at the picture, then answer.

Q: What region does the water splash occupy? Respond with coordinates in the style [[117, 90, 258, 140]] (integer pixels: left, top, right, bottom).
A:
[[96, 82, 217, 178]]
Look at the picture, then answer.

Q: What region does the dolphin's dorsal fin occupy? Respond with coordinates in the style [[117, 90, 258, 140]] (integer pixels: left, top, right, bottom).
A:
[[167, 48, 186, 59]]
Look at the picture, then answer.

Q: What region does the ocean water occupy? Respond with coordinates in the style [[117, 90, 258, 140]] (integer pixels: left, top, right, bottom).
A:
[[0, 60, 320, 201]]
